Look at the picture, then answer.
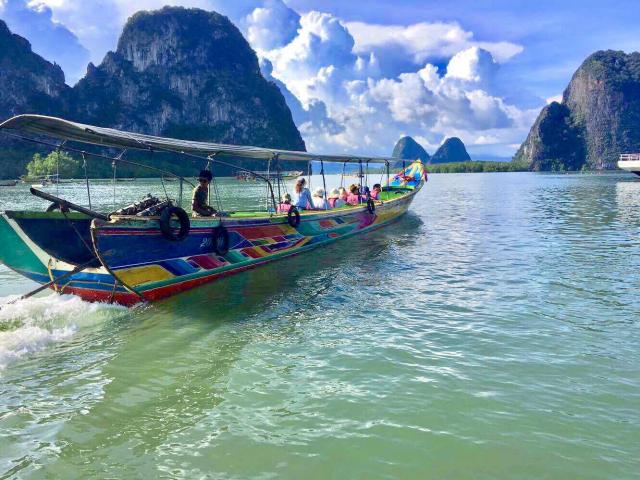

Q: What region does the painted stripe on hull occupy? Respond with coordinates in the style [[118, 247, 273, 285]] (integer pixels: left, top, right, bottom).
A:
[[93, 188, 418, 304], [1, 175, 422, 306], [139, 211, 405, 303]]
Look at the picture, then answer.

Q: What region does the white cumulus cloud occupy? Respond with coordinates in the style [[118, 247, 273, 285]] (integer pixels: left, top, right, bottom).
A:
[[4, 0, 540, 158]]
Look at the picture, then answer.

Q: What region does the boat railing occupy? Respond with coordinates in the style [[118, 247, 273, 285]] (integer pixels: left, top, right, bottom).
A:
[[619, 153, 640, 162]]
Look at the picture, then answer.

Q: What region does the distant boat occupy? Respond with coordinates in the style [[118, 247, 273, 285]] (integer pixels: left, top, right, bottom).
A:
[[0, 179, 18, 187], [618, 154, 640, 176], [28, 174, 71, 188]]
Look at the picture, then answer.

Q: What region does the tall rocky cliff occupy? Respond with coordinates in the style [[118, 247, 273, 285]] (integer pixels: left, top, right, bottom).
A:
[[392, 136, 430, 165], [431, 137, 471, 163], [0, 8, 305, 177], [0, 20, 69, 117], [0, 19, 70, 177], [72, 7, 304, 151], [515, 50, 640, 170]]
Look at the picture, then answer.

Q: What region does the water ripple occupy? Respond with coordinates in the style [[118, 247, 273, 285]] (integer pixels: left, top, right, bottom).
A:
[[1, 173, 639, 478]]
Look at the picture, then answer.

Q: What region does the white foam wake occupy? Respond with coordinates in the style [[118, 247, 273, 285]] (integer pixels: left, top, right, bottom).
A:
[[0, 293, 126, 371]]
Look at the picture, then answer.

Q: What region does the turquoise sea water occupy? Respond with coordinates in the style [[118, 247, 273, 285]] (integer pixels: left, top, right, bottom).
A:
[[0, 173, 639, 478]]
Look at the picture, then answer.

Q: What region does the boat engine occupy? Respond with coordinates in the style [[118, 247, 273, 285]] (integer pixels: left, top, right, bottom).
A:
[[112, 194, 172, 216]]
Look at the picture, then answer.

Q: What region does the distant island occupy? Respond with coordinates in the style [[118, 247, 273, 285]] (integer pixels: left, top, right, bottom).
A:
[[392, 135, 472, 165], [392, 137, 430, 167], [391, 50, 640, 174], [390, 135, 522, 173]]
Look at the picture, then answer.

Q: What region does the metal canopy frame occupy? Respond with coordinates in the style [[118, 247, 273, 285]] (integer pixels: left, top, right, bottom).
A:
[[0, 114, 394, 164]]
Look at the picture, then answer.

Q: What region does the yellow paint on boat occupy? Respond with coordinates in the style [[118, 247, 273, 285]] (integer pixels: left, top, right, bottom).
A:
[[117, 264, 174, 286]]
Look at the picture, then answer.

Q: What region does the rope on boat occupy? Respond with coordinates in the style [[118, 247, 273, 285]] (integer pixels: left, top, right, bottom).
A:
[[207, 155, 224, 214], [265, 155, 272, 212], [320, 157, 328, 209], [112, 159, 117, 210], [273, 154, 282, 207], [112, 149, 126, 210], [82, 152, 92, 210], [55, 146, 60, 197], [366, 160, 370, 190], [358, 159, 364, 204], [61, 209, 99, 257]]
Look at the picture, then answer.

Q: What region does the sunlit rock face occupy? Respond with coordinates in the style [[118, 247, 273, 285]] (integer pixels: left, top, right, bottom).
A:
[[71, 6, 305, 151], [516, 50, 640, 170], [0, 19, 71, 178], [0, 19, 69, 117]]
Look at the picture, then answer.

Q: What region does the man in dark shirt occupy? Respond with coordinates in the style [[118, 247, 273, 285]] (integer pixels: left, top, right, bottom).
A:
[[192, 170, 216, 217]]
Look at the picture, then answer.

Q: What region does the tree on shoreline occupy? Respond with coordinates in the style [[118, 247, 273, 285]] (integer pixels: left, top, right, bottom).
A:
[[26, 151, 80, 178]]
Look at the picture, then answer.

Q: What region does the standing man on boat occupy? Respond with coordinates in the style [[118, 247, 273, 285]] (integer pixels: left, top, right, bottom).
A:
[[192, 170, 217, 217]]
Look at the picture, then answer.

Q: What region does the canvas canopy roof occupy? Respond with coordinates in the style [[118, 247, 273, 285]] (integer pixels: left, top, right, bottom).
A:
[[0, 114, 394, 164]]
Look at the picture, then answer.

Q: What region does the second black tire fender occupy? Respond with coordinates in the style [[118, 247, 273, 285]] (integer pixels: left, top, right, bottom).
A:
[[159, 206, 190, 241], [212, 225, 230, 255], [287, 206, 301, 228]]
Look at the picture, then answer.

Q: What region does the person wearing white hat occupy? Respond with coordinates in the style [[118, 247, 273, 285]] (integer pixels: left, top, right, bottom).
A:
[[327, 188, 346, 208], [293, 176, 312, 209], [311, 187, 328, 210]]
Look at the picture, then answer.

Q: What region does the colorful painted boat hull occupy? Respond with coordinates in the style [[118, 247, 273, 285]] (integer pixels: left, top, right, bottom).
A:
[[0, 213, 136, 304], [92, 186, 420, 303], [4, 211, 99, 267], [1, 161, 426, 306]]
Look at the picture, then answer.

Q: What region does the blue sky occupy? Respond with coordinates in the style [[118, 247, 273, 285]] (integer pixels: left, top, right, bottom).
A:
[[1, 0, 639, 158]]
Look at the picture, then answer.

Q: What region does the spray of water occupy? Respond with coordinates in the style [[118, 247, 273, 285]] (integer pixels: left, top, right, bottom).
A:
[[0, 293, 126, 370]]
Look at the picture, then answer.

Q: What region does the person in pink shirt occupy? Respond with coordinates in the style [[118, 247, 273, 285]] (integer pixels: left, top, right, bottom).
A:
[[347, 184, 361, 205], [277, 193, 292, 213], [370, 183, 382, 200]]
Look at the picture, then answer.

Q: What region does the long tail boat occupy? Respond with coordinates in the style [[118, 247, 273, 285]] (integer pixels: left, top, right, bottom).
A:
[[0, 115, 426, 306]]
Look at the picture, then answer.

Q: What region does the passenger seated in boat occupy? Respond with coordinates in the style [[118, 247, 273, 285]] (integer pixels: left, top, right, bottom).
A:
[[347, 184, 361, 205], [277, 193, 292, 213], [328, 188, 346, 208], [339, 187, 348, 203], [293, 176, 312, 209], [312, 187, 328, 210], [192, 170, 217, 217], [371, 183, 382, 200]]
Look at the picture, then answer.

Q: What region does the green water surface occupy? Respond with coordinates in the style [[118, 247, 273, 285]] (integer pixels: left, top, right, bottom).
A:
[[0, 173, 639, 479]]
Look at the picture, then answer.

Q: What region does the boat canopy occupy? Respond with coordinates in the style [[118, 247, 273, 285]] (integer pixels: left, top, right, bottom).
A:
[[0, 114, 393, 164]]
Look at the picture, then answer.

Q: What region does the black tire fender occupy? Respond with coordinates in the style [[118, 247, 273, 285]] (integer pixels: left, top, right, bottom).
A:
[[366, 198, 376, 214], [159, 206, 190, 241], [287, 206, 301, 228], [212, 225, 230, 255]]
